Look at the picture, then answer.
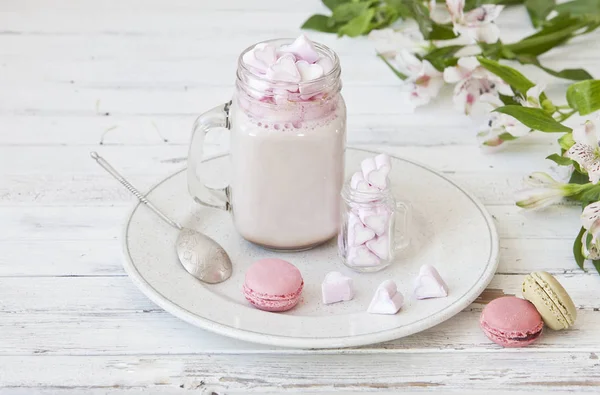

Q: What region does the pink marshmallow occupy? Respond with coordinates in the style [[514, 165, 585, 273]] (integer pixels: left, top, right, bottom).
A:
[[366, 234, 391, 260], [358, 206, 391, 236], [347, 213, 375, 247], [266, 54, 301, 83], [321, 271, 354, 305], [296, 60, 324, 82], [242, 43, 277, 73], [367, 280, 404, 315], [361, 155, 391, 190], [375, 153, 391, 173], [347, 245, 380, 267], [413, 264, 449, 299], [350, 172, 378, 193], [280, 34, 320, 64]]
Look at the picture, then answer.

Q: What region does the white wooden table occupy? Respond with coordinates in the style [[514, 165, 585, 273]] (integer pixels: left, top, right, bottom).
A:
[[1, 1, 600, 393]]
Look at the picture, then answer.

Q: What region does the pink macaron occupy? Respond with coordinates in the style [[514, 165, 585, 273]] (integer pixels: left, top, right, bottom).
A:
[[480, 296, 543, 347], [243, 258, 304, 312]]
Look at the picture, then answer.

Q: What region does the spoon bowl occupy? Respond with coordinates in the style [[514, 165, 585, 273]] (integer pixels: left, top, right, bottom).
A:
[[90, 151, 233, 284]]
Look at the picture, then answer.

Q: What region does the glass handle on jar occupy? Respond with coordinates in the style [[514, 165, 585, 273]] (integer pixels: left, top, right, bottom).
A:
[[187, 101, 232, 211], [395, 200, 411, 251]]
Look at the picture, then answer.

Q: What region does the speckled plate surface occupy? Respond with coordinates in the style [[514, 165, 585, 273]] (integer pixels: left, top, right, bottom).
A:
[[122, 148, 499, 349]]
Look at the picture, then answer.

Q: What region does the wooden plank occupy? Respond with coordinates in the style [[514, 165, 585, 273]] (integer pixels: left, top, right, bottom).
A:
[[1, 353, 599, 392], [0, 238, 591, 277]]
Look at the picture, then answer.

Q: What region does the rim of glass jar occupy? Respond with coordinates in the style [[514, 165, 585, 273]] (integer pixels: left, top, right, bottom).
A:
[[341, 182, 393, 204], [235, 38, 341, 99]]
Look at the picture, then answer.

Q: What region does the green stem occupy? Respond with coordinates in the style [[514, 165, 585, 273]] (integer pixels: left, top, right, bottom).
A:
[[557, 110, 577, 123], [377, 54, 407, 80]]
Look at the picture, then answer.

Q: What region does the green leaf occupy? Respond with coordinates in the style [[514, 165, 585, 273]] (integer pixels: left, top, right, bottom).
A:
[[338, 8, 375, 37], [569, 169, 590, 185], [423, 45, 462, 71], [516, 54, 593, 81], [429, 23, 458, 40], [574, 226, 586, 270], [499, 94, 520, 106], [477, 57, 535, 94], [566, 80, 600, 115], [369, 5, 399, 30], [377, 54, 407, 80], [301, 15, 341, 33], [332, 2, 370, 23], [525, 0, 556, 28], [546, 153, 574, 166], [494, 106, 573, 133], [558, 132, 575, 151], [506, 18, 588, 56], [593, 260, 600, 275], [555, 0, 600, 17], [323, 0, 351, 11]]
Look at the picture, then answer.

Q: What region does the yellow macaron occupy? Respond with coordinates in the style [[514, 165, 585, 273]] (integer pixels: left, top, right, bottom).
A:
[[522, 271, 577, 330]]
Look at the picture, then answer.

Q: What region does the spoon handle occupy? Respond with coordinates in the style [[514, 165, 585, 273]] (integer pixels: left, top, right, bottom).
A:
[[90, 151, 182, 230]]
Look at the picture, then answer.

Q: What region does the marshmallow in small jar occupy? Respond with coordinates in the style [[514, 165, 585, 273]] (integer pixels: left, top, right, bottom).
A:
[[338, 154, 410, 272]]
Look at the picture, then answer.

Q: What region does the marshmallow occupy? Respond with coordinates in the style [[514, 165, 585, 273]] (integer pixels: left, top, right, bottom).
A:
[[361, 157, 390, 190], [413, 264, 449, 300], [266, 54, 301, 83], [321, 271, 354, 305], [242, 43, 277, 73], [280, 34, 320, 64], [367, 280, 404, 315], [366, 234, 390, 260], [296, 60, 324, 82], [347, 245, 380, 267], [358, 206, 391, 236], [375, 153, 391, 173], [350, 172, 378, 193], [317, 56, 334, 74], [347, 213, 375, 246]]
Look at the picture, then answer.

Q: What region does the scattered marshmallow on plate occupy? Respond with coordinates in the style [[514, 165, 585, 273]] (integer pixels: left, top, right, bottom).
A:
[[413, 264, 449, 300], [368, 280, 404, 315], [321, 271, 354, 305]]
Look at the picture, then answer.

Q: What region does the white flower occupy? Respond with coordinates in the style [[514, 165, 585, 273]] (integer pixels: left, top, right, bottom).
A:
[[368, 21, 428, 58], [581, 202, 600, 259], [446, 0, 504, 44], [443, 57, 513, 115], [395, 50, 444, 106], [565, 120, 600, 184], [521, 84, 546, 108], [476, 93, 528, 146], [515, 172, 582, 209]]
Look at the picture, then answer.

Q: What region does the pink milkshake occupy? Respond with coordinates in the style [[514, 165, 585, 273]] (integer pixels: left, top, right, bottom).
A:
[[188, 36, 346, 250]]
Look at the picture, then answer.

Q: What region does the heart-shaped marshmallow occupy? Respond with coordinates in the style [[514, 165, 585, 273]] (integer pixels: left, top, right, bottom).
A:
[[347, 245, 380, 267], [367, 280, 404, 315], [316, 56, 334, 74], [350, 172, 378, 194], [321, 271, 354, 305], [366, 234, 390, 260], [359, 206, 391, 236], [361, 157, 389, 190], [296, 60, 324, 82], [413, 264, 448, 299], [266, 54, 301, 83], [242, 43, 277, 73], [375, 153, 391, 173], [347, 214, 375, 246], [280, 34, 320, 64]]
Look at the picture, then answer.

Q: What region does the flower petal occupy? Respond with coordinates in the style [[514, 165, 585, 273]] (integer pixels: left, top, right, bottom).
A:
[[446, 0, 465, 20], [565, 142, 596, 169], [457, 56, 480, 71], [572, 120, 599, 148], [395, 49, 423, 75], [581, 201, 600, 231], [515, 187, 564, 209], [474, 23, 500, 44], [464, 5, 504, 24]]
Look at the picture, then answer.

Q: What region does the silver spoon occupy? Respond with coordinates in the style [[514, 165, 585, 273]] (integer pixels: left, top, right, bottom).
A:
[[90, 151, 232, 284]]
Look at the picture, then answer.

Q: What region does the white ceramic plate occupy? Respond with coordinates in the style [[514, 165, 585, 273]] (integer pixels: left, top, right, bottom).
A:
[[122, 148, 498, 349]]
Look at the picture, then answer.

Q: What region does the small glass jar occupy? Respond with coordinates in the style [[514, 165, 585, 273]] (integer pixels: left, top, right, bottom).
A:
[[338, 182, 410, 272]]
